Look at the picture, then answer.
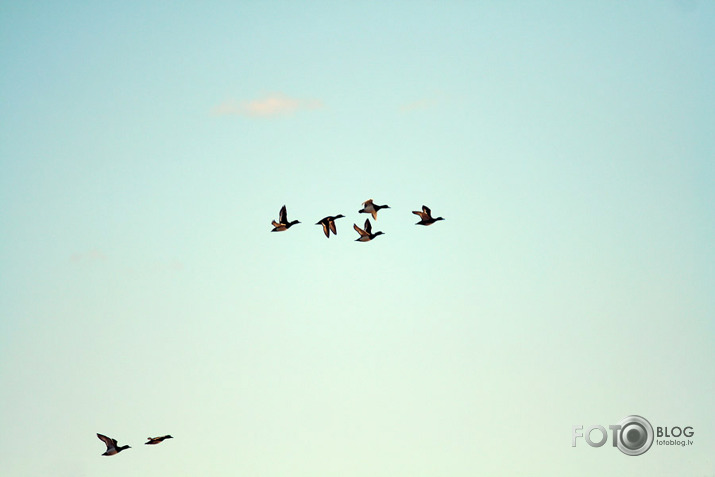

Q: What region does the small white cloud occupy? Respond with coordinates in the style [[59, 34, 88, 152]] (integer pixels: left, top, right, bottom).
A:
[[399, 98, 435, 112], [148, 259, 184, 273], [213, 93, 324, 117], [399, 93, 447, 113], [70, 249, 107, 263]]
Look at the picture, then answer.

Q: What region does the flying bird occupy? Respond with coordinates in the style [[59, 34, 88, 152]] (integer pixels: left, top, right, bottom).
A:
[[97, 433, 131, 456], [412, 205, 445, 226], [354, 218, 384, 242], [358, 199, 390, 220], [145, 435, 173, 445], [271, 205, 301, 232], [315, 214, 345, 238]]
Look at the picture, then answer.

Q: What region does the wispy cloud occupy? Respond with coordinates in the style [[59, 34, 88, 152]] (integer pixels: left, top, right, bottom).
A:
[[398, 93, 446, 113], [399, 99, 435, 112], [148, 259, 184, 273], [213, 93, 324, 117], [70, 249, 107, 263]]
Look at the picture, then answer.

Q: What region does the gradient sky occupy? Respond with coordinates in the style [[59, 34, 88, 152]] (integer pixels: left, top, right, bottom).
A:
[[1, 1, 714, 476]]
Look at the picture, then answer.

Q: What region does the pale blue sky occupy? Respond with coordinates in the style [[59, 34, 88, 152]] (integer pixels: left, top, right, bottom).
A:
[[1, 1, 714, 476]]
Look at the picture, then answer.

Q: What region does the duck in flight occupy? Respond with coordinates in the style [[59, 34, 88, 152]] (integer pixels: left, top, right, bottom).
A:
[[271, 205, 300, 232], [316, 214, 345, 238], [412, 205, 445, 226], [354, 218, 384, 242], [358, 199, 390, 220], [97, 433, 131, 456], [145, 435, 173, 445]]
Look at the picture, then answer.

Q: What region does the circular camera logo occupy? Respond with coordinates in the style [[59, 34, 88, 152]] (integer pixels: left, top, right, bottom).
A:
[[615, 415, 654, 456]]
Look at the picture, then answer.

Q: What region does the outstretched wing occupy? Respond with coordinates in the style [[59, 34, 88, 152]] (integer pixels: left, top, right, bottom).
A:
[[353, 223, 367, 236], [319, 220, 330, 237], [328, 219, 338, 235], [97, 433, 114, 449], [278, 205, 287, 224], [364, 219, 372, 234], [422, 205, 432, 217], [412, 210, 427, 219]]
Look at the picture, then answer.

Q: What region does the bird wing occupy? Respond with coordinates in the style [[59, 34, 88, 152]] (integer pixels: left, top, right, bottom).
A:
[[278, 205, 287, 224], [97, 434, 114, 449], [370, 210, 377, 220], [412, 210, 427, 219], [272, 220, 281, 228], [319, 221, 330, 237], [422, 205, 432, 217], [328, 219, 337, 235], [364, 219, 372, 234], [362, 199, 374, 207], [353, 223, 367, 236]]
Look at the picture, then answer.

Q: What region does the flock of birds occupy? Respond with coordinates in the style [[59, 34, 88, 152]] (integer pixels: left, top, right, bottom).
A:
[[96, 200, 441, 458], [97, 433, 172, 456], [271, 199, 445, 241]]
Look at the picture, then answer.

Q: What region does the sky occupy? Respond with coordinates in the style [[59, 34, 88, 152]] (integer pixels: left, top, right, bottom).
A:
[[1, 1, 714, 476]]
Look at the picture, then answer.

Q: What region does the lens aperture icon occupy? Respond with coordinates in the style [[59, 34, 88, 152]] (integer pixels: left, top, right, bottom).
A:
[[616, 415, 653, 456]]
